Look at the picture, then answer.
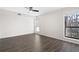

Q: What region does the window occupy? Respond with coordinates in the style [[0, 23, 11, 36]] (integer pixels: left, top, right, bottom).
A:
[[65, 14, 79, 39]]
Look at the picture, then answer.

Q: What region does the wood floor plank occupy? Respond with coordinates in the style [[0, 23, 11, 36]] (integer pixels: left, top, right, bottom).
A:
[[0, 33, 79, 52]]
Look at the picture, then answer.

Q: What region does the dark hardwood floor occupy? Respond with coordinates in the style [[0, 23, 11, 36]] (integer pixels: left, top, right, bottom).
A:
[[0, 33, 79, 52]]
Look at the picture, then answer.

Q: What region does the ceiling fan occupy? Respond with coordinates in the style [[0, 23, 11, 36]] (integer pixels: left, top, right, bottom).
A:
[[17, 7, 39, 16], [25, 7, 39, 12]]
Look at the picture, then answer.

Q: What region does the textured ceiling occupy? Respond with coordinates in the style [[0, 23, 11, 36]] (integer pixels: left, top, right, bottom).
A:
[[0, 7, 63, 16]]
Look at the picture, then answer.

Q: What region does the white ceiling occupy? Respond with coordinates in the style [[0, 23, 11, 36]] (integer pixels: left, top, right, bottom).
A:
[[0, 7, 63, 16]]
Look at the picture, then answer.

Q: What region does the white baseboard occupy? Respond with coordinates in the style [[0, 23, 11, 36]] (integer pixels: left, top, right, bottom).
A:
[[0, 32, 34, 39], [38, 33, 79, 45]]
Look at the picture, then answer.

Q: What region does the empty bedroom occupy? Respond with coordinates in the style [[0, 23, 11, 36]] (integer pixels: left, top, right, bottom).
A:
[[0, 7, 79, 52]]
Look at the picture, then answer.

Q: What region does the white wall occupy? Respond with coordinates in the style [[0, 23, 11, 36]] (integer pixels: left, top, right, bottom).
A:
[[0, 9, 34, 39], [38, 7, 79, 44]]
